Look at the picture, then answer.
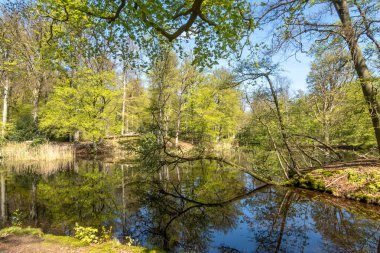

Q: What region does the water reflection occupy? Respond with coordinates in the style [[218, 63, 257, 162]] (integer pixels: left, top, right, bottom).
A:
[[1, 159, 380, 252]]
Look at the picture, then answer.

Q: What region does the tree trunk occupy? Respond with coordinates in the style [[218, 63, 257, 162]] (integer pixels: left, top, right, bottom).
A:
[[74, 131, 80, 142], [0, 172, 5, 223], [333, 0, 380, 154], [121, 69, 127, 135], [265, 75, 300, 175], [2, 79, 10, 138], [175, 116, 180, 147], [175, 104, 182, 147], [32, 78, 42, 126]]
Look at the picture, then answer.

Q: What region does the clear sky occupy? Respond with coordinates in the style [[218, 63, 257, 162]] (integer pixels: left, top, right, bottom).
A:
[[250, 28, 312, 93], [278, 53, 311, 92]]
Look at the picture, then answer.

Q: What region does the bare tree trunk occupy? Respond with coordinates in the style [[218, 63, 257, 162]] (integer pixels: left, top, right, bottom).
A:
[[2, 79, 9, 138], [74, 131, 80, 142], [175, 104, 182, 147], [333, 0, 380, 154], [175, 116, 181, 147], [0, 172, 5, 223], [121, 69, 127, 135], [32, 78, 42, 126]]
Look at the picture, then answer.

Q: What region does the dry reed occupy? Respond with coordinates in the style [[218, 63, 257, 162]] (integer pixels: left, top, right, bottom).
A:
[[1, 142, 75, 174]]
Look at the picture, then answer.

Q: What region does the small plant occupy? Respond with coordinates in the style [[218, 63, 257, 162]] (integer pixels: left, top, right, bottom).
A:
[[73, 223, 113, 244], [124, 235, 135, 246], [74, 223, 99, 244], [11, 209, 24, 226], [100, 225, 112, 242]]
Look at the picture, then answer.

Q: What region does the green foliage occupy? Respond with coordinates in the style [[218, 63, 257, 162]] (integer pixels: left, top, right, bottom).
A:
[[74, 223, 101, 244], [7, 105, 37, 141], [73, 223, 112, 244], [182, 70, 243, 144], [40, 68, 117, 142], [137, 133, 162, 167], [30, 137, 48, 147], [10, 209, 24, 226], [37, 0, 252, 67]]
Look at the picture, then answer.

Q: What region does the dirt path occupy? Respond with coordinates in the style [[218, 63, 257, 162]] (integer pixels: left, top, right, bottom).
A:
[[0, 235, 138, 253], [0, 235, 85, 253]]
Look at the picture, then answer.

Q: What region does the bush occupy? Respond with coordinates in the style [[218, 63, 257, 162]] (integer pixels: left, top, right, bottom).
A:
[[73, 223, 112, 244]]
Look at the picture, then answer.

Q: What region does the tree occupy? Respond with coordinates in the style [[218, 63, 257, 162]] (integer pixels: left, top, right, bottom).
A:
[[39, 67, 117, 145], [148, 50, 179, 144], [14, 10, 56, 126], [256, 0, 380, 153], [236, 58, 300, 176], [306, 41, 355, 144], [171, 58, 200, 147], [0, 5, 20, 138], [183, 69, 242, 145]]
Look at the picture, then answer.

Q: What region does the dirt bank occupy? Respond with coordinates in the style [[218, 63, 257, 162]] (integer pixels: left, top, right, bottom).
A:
[[289, 159, 380, 205]]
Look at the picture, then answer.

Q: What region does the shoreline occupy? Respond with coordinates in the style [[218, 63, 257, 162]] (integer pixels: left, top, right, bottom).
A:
[[287, 159, 380, 205]]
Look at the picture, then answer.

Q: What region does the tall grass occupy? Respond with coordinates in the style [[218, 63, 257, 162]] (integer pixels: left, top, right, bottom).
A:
[[1, 142, 75, 173]]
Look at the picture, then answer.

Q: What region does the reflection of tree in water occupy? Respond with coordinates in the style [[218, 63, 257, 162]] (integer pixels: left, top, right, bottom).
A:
[[5, 162, 122, 233], [243, 188, 310, 252], [124, 160, 262, 252], [243, 186, 380, 253], [3, 160, 380, 253], [5, 169, 42, 226], [311, 203, 380, 252]]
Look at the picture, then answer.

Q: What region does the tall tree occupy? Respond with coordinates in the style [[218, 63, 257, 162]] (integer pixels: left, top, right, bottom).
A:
[[307, 42, 355, 144], [236, 58, 300, 176], [257, 0, 380, 153], [149, 50, 179, 144], [0, 5, 21, 138]]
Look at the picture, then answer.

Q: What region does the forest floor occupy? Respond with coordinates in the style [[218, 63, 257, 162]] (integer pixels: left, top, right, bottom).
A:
[[290, 159, 380, 205], [0, 227, 160, 253]]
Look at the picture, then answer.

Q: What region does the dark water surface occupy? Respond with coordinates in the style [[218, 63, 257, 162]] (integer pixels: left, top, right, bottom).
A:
[[1, 160, 380, 252]]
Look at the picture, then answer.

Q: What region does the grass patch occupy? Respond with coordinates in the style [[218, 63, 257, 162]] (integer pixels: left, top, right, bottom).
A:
[[43, 234, 88, 247], [290, 175, 331, 193], [290, 166, 380, 205], [0, 226, 43, 237]]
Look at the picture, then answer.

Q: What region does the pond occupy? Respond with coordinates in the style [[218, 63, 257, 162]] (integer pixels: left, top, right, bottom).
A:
[[1, 159, 380, 252]]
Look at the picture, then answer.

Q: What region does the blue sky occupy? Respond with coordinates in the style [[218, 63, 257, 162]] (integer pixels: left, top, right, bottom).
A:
[[277, 53, 311, 91]]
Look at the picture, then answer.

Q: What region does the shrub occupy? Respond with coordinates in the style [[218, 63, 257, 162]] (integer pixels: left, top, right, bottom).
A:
[[73, 223, 113, 244]]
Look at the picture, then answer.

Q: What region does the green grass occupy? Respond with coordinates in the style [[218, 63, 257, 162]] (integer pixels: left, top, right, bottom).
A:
[[87, 240, 164, 253], [288, 167, 380, 205], [0, 226, 43, 237], [43, 234, 88, 247]]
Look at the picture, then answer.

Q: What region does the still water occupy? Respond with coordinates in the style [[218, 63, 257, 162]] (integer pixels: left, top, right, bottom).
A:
[[1, 159, 380, 252]]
